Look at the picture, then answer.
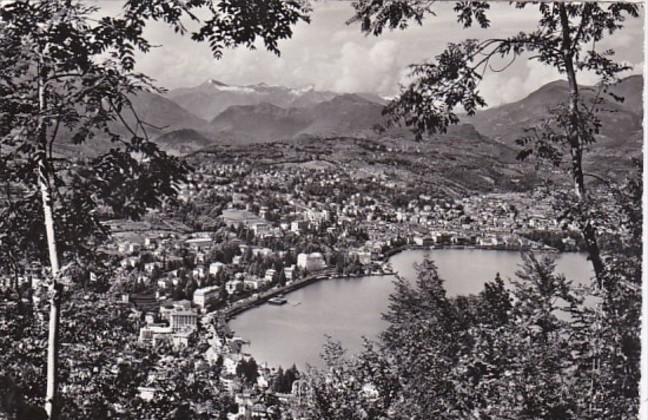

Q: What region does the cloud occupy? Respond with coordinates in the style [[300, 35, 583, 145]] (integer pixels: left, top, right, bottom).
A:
[[468, 58, 561, 108], [329, 39, 400, 94], [120, 1, 642, 105], [472, 53, 642, 109]]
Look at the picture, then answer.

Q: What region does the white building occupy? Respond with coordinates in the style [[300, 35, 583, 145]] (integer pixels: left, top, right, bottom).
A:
[[193, 285, 221, 309], [252, 222, 270, 236], [264, 269, 277, 282], [244, 277, 265, 290], [225, 279, 243, 295], [209, 262, 225, 275], [297, 252, 327, 271], [185, 237, 213, 251], [251, 247, 273, 257], [349, 249, 372, 265], [284, 265, 295, 281], [169, 309, 198, 332]]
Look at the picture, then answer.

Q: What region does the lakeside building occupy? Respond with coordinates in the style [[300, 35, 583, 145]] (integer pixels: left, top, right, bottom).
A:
[[284, 265, 296, 281], [348, 249, 372, 265], [296, 252, 326, 271], [139, 301, 197, 347], [243, 276, 268, 290], [193, 285, 221, 309], [226, 279, 244, 295], [169, 309, 198, 332], [264, 269, 277, 282]]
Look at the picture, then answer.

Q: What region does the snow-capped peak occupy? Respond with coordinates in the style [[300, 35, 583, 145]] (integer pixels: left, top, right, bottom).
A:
[[206, 80, 256, 93], [289, 85, 315, 95]]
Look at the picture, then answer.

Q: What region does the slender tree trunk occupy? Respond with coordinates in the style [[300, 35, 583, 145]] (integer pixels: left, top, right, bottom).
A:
[[12, 264, 23, 313], [559, 6, 606, 418], [558, 4, 605, 287], [38, 67, 61, 420]]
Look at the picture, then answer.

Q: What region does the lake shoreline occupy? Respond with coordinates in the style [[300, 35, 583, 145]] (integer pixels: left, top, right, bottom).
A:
[[381, 242, 561, 261], [229, 249, 592, 369]]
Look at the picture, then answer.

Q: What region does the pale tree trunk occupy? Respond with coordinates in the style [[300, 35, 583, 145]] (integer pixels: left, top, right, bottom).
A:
[[558, 4, 605, 287], [558, 6, 608, 418], [640, 12, 648, 420], [38, 65, 61, 420]]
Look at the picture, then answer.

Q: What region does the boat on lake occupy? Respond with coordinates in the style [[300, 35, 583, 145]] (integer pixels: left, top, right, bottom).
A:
[[268, 296, 288, 305]]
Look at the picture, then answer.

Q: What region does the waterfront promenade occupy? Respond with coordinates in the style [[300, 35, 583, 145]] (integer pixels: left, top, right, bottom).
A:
[[219, 241, 554, 321], [220, 268, 395, 320]]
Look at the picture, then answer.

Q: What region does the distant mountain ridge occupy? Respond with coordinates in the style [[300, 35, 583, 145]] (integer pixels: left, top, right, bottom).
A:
[[51, 90, 208, 158], [167, 79, 389, 121], [48, 76, 643, 192], [53, 75, 641, 192], [167, 79, 334, 120], [465, 75, 643, 151], [206, 93, 386, 144], [144, 75, 642, 185], [128, 91, 208, 133]]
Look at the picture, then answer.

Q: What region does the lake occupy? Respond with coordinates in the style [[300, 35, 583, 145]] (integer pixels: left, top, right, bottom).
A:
[[228, 249, 593, 369]]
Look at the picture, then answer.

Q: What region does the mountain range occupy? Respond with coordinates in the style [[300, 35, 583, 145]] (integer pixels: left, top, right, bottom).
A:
[[52, 75, 642, 193], [167, 79, 387, 121], [150, 75, 642, 156]]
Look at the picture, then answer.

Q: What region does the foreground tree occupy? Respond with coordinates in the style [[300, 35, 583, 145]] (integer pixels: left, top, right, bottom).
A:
[[345, 4, 643, 408], [349, 1, 639, 287], [0, 289, 236, 419], [0, 0, 310, 418], [302, 245, 640, 417], [300, 159, 641, 417], [300, 159, 641, 418]]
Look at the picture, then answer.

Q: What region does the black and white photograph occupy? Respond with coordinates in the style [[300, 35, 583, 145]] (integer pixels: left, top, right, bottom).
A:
[[0, 1, 644, 419]]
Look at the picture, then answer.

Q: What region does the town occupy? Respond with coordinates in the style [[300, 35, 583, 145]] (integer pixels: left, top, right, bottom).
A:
[[1, 152, 593, 418]]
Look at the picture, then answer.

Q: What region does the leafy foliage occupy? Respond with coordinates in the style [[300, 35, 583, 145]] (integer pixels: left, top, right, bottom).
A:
[[381, 40, 488, 139], [271, 365, 300, 393], [0, 0, 313, 266], [301, 246, 640, 419], [349, 0, 639, 300], [300, 160, 642, 416], [0, 0, 312, 417], [236, 357, 260, 386], [0, 289, 235, 419]]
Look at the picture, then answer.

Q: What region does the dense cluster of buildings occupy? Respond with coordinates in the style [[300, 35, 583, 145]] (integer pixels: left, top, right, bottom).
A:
[[0, 157, 584, 419]]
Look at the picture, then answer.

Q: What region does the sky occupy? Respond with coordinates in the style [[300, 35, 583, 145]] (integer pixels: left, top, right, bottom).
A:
[[99, 1, 643, 107]]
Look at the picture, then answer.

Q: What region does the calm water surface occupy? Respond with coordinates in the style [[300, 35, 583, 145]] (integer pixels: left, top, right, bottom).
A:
[[229, 249, 593, 369]]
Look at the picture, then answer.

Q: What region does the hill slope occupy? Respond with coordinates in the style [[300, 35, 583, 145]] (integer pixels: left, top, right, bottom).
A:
[[465, 75, 642, 152], [153, 129, 214, 156], [127, 91, 208, 134], [52, 90, 208, 157], [207, 94, 385, 143], [606, 74, 643, 113]]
